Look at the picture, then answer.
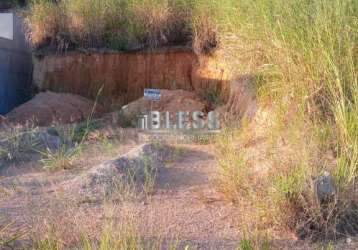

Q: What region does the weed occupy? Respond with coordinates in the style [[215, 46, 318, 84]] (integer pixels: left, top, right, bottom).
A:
[[116, 109, 139, 128], [37, 124, 81, 170], [239, 239, 254, 250], [39, 144, 80, 170], [200, 86, 223, 110], [0, 220, 26, 249], [106, 151, 160, 201], [239, 229, 271, 250], [38, 85, 103, 170], [215, 128, 251, 202], [70, 119, 104, 143], [0, 124, 39, 163], [34, 238, 61, 250], [108, 167, 137, 202], [142, 155, 157, 196]]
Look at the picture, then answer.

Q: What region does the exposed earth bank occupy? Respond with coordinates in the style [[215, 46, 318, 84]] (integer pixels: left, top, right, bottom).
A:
[[32, 48, 231, 107]]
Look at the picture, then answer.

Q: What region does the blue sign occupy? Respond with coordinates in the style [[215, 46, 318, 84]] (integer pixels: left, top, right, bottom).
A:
[[144, 88, 161, 101]]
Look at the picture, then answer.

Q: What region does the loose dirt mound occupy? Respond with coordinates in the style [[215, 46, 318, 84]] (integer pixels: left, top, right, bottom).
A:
[[6, 91, 104, 126], [62, 143, 173, 198], [122, 89, 206, 115]]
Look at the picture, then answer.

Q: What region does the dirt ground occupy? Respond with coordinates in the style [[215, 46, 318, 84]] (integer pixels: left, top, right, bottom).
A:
[[0, 132, 240, 248], [1, 131, 358, 249]]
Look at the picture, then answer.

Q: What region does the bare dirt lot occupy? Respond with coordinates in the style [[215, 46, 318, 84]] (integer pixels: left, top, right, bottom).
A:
[[0, 133, 241, 249], [1, 130, 358, 249]]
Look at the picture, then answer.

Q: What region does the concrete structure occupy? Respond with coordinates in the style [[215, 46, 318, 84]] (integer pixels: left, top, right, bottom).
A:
[[0, 10, 32, 114]]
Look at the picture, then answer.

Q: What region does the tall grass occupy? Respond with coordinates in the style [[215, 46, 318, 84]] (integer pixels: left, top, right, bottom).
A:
[[26, 0, 231, 52], [216, 0, 358, 240]]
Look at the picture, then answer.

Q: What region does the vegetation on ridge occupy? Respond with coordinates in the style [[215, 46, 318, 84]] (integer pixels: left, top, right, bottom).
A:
[[26, 0, 228, 53]]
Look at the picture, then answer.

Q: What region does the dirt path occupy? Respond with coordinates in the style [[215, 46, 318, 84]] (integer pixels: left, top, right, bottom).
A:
[[131, 145, 240, 249], [0, 142, 241, 249]]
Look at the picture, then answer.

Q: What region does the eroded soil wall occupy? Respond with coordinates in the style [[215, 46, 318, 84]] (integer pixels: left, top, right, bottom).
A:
[[33, 48, 230, 107]]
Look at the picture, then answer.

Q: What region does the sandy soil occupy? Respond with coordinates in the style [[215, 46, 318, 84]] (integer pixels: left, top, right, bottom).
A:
[[1, 137, 358, 249], [0, 138, 241, 249]]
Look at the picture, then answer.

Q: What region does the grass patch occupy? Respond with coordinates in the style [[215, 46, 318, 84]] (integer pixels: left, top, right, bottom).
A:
[[25, 0, 234, 53], [215, 0, 358, 241], [30, 202, 185, 250], [0, 124, 39, 163], [200, 86, 224, 110], [39, 144, 80, 170], [0, 219, 27, 249]]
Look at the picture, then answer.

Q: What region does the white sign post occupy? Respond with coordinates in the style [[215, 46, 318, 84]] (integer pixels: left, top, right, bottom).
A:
[[0, 13, 13, 40], [144, 89, 161, 130], [144, 88, 161, 101]]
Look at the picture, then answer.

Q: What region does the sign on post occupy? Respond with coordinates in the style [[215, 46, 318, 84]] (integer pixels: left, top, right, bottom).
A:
[[0, 13, 13, 40], [144, 88, 161, 101]]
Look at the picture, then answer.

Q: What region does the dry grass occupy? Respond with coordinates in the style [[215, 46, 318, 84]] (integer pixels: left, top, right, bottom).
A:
[[0, 123, 39, 163], [0, 219, 26, 249], [25, 0, 225, 53], [215, 0, 358, 241], [25, 195, 184, 250], [25, 0, 63, 48]]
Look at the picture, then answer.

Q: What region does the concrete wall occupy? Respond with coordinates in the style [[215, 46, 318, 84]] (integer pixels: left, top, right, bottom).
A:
[[0, 11, 32, 115]]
